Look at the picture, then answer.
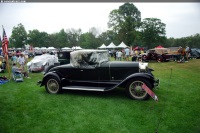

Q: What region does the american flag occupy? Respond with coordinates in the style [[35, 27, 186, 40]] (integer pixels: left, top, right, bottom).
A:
[[2, 27, 9, 55]]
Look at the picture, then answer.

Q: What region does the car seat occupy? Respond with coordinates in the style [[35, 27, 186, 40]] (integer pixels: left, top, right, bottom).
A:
[[13, 71, 23, 82]]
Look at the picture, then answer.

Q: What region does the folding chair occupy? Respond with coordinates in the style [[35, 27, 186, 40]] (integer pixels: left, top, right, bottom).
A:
[[13, 71, 23, 82]]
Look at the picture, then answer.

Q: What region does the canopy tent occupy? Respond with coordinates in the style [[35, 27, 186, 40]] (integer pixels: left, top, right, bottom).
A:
[[98, 44, 107, 49], [34, 47, 40, 50], [62, 47, 71, 50], [117, 42, 127, 48], [72, 46, 82, 50], [155, 45, 164, 48], [48, 47, 56, 50], [106, 42, 116, 48], [41, 47, 46, 49]]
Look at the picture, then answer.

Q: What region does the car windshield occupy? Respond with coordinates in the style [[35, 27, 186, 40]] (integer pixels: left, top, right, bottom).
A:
[[70, 50, 109, 68]]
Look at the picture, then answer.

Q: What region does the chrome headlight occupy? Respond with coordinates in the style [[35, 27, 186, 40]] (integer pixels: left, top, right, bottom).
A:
[[139, 62, 148, 72]]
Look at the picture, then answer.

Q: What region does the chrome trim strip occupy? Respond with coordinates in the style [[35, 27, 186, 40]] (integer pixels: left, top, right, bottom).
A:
[[62, 86, 105, 91]]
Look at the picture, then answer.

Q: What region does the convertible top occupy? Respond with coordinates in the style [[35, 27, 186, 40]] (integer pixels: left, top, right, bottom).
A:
[[70, 49, 109, 68]]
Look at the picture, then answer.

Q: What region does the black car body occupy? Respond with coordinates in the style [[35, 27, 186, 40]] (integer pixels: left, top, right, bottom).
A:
[[39, 50, 159, 100]]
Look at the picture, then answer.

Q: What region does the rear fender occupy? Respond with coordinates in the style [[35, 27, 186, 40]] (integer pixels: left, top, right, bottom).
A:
[[40, 72, 61, 87]]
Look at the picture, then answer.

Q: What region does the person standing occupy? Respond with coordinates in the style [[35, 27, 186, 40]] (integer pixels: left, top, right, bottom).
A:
[[117, 50, 123, 61], [11, 53, 18, 64], [17, 53, 26, 71], [185, 46, 190, 62], [125, 47, 130, 61]]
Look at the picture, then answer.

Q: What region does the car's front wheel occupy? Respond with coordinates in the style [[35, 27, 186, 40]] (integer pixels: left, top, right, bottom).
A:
[[126, 78, 152, 100], [45, 76, 62, 94], [157, 56, 163, 62]]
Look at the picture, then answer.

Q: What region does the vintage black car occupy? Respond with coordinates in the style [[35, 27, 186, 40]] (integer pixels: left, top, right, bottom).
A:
[[38, 50, 159, 100]]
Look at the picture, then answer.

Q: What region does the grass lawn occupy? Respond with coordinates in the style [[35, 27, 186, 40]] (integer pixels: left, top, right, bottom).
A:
[[0, 59, 200, 133]]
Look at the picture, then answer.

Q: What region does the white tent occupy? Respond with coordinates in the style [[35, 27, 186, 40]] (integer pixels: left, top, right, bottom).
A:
[[98, 44, 107, 49], [34, 47, 40, 50], [117, 42, 128, 48], [107, 42, 116, 48], [72, 46, 82, 50], [48, 47, 56, 50], [41, 47, 47, 50], [62, 47, 71, 50]]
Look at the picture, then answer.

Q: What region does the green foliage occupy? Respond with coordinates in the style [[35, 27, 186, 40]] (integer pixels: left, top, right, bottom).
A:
[[79, 32, 97, 49], [27, 29, 50, 47], [167, 33, 200, 48], [9, 23, 27, 48], [7, 3, 200, 49], [0, 59, 200, 133], [108, 3, 141, 46], [140, 18, 166, 49], [66, 28, 82, 48]]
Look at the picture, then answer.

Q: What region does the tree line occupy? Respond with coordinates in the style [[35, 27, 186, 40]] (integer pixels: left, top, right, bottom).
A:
[[8, 3, 200, 49]]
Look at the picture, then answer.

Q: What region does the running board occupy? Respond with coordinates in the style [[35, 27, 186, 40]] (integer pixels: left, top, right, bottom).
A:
[[62, 86, 106, 91]]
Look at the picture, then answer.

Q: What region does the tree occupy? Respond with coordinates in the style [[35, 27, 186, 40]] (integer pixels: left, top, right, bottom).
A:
[[79, 32, 100, 49], [27, 30, 50, 47], [108, 3, 141, 46], [140, 18, 166, 49], [56, 29, 69, 48], [27, 29, 41, 47], [9, 23, 27, 48], [66, 28, 82, 48], [98, 31, 112, 46]]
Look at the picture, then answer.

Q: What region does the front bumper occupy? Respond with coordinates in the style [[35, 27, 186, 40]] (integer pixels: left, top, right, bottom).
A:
[[154, 79, 160, 88]]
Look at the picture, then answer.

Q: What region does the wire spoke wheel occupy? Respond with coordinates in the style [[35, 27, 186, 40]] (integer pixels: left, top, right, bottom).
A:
[[126, 78, 152, 100], [45, 76, 61, 94], [129, 81, 146, 99]]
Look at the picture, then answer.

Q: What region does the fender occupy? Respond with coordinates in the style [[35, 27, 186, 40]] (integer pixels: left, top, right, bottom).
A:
[[40, 71, 61, 87], [106, 73, 155, 91], [120, 73, 155, 86]]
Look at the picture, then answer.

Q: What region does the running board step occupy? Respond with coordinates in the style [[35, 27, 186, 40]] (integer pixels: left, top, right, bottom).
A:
[[62, 86, 106, 91]]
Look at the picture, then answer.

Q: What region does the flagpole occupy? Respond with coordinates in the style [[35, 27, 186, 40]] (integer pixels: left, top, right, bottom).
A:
[[2, 25, 11, 79]]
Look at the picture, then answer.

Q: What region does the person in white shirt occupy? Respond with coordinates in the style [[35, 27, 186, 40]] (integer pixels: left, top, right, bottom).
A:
[[117, 50, 123, 61], [125, 47, 130, 61], [17, 53, 26, 71]]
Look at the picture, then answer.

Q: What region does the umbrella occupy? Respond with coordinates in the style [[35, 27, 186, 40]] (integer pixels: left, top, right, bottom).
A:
[[155, 45, 164, 48]]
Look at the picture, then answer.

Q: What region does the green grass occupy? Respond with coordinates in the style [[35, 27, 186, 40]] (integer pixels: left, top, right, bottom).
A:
[[0, 59, 200, 133]]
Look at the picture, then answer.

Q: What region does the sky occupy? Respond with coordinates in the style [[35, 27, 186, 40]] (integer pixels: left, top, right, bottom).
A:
[[0, 3, 200, 39]]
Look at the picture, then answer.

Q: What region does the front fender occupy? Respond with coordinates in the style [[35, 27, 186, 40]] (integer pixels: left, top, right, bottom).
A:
[[40, 71, 61, 87], [106, 72, 156, 91], [113, 73, 155, 90]]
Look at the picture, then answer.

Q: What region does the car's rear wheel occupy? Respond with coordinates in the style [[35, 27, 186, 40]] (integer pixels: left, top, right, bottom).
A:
[[45, 76, 62, 94], [126, 78, 152, 100]]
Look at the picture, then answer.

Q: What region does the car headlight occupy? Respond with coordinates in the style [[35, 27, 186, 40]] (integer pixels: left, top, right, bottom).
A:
[[139, 62, 148, 72]]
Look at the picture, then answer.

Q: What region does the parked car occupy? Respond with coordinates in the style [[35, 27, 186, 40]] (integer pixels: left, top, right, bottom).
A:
[[142, 48, 171, 62], [57, 51, 72, 65], [38, 50, 159, 100], [27, 54, 58, 72], [189, 48, 200, 59]]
